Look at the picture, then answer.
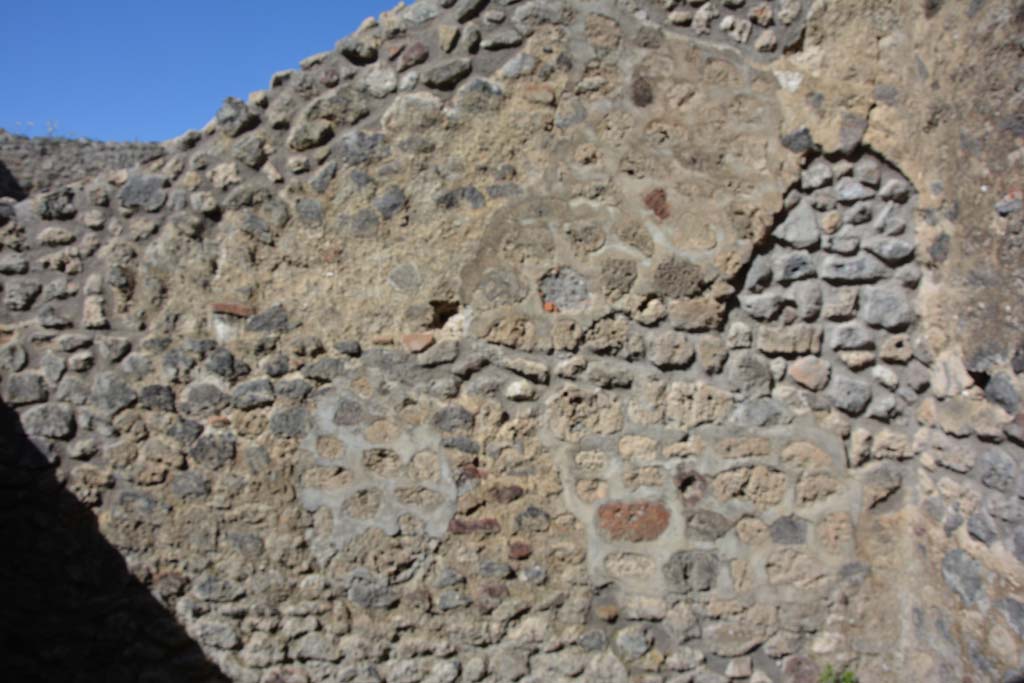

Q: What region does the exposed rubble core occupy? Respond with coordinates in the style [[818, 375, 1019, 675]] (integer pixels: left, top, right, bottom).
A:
[[0, 129, 165, 200], [2, 1, 1023, 682]]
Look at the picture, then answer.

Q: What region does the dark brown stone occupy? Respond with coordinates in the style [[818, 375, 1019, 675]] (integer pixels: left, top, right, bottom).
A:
[[644, 188, 670, 220], [508, 542, 532, 560], [493, 485, 526, 503]]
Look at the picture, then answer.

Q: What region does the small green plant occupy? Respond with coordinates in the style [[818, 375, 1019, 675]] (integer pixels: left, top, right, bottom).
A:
[[819, 664, 858, 683]]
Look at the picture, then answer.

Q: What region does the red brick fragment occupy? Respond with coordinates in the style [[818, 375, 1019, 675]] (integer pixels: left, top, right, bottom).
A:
[[448, 517, 501, 535], [597, 500, 670, 542]]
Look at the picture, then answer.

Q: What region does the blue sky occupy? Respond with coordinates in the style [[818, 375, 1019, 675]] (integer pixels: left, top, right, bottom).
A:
[[0, 0, 399, 142]]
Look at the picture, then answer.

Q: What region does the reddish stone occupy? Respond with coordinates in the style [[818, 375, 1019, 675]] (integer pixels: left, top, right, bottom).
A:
[[597, 500, 670, 542], [508, 541, 532, 560], [387, 44, 406, 60], [543, 301, 557, 313], [448, 517, 501, 535], [211, 302, 256, 318], [208, 415, 231, 428], [402, 332, 435, 353], [787, 356, 831, 391], [398, 42, 429, 71], [493, 485, 525, 504], [644, 188, 670, 220]]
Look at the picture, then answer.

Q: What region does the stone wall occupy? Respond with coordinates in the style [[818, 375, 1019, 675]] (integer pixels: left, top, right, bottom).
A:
[[1, 1, 1022, 682], [0, 129, 165, 200]]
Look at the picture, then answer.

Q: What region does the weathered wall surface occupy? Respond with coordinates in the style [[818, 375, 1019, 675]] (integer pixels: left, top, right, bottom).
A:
[[1, 1, 1023, 682], [0, 129, 165, 200]]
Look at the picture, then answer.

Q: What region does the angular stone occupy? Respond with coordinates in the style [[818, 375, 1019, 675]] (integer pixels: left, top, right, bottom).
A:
[[246, 305, 290, 333], [119, 174, 168, 212], [774, 252, 816, 283], [190, 432, 237, 469], [424, 59, 473, 90], [740, 292, 784, 321], [835, 177, 876, 203], [685, 509, 732, 541], [302, 357, 345, 382], [207, 348, 250, 380], [859, 286, 914, 330], [820, 255, 891, 283], [3, 373, 48, 405], [863, 237, 915, 264], [787, 356, 830, 391], [773, 201, 819, 248], [800, 160, 832, 191], [757, 324, 822, 356], [289, 632, 342, 662], [232, 379, 275, 410], [215, 97, 260, 137], [0, 253, 29, 275], [182, 383, 228, 417], [827, 375, 872, 415], [726, 350, 773, 397], [21, 403, 76, 440], [978, 449, 1017, 492], [967, 511, 998, 545], [791, 280, 822, 321], [4, 281, 41, 311], [830, 323, 874, 350], [338, 37, 378, 65], [269, 406, 310, 438], [403, 332, 435, 353], [986, 372, 1021, 414], [362, 65, 398, 98], [481, 28, 523, 50], [288, 120, 334, 151], [92, 372, 138, 415], [139, 384, 176, 411], [663, 550, 718, 592], [669, 297, 726, 332], [398, 42, 429, 71], [941, 549, 983, 606], [770, 516, 807, 544], [648, 331, 695, 370]]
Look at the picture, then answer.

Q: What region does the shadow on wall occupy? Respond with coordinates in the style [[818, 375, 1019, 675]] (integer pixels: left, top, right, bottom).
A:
[[0, 159, 25, 201], [0, 399, 226, 683]]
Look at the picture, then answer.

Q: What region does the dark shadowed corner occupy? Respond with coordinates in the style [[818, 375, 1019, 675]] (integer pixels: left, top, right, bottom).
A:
[[0, 159, 26, 201], [0, 399, 226, 683]]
